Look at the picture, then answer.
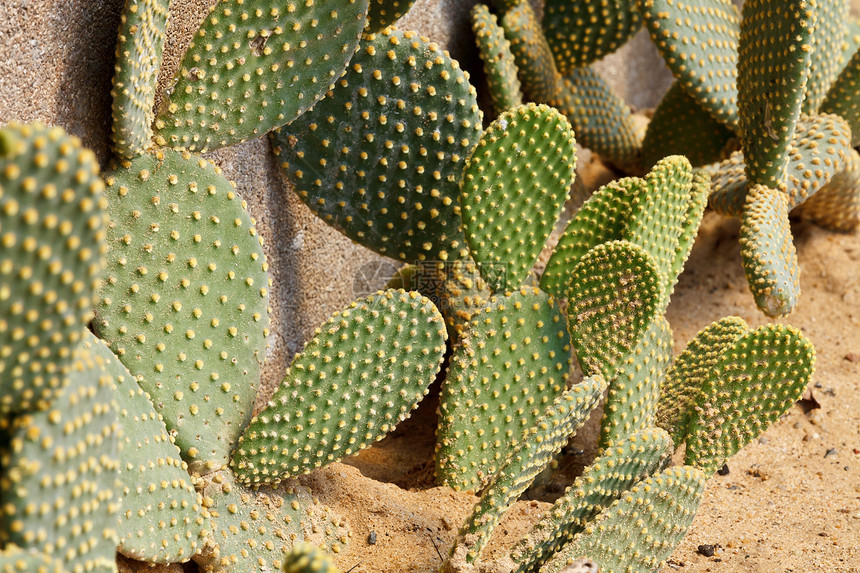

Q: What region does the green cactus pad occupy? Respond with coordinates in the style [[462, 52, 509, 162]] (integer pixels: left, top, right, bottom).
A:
[[446, 377, 607, 565], [272, 28, 482, 263], [656, 316, 749, 447], [540, 178, 638, 298], [0, 348, 119, 573], [0, 123, 107, 416], [821, 47, 860, 147], [232, 289, 447, 486], [549, 68, 641, 173], [669, 169, 710, 294], [803, 0, 849, 115], [511, 427, 673, 573], [0, 546, 64, 573], [637, 0, 741, 129], [435, 287, 572, 491], [460, 103, 577, 292], [541, 465, 706, 573], [598, 316, 673, 452], [567, 240, 662, 380], [739, 185, 800, 318], [94, 148, 269, 467], [502, 1, 561, 103], [797, 148, 860, 231], [426, 257, 494, 341], [471, 3, 523, 116], [543, 0, 642, 73], [641, 82, 737, 169], [84, 332, 208, 563], [709, 114, 853, 216], [685, 324, 815, 474], [153, 0, 369, 153], [110, 0, 170, 158], [283, 543, 342, 573], [366, 0, 415, 33], [737, 0, 815, 189]]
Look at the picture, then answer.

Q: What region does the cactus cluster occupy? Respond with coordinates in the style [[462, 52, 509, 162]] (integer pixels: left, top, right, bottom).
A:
[[0, 0, 833, 571]]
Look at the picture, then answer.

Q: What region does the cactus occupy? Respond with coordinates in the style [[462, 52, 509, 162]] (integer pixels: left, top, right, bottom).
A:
[[821, 46, 860, 146], [471, 3, 523, 116], [365, 0, 415, 34], [802, 0, 849, 115], [283, 543, 342, 573], [153, 0, 370, 152], [460, 103, 577, 291], [0, 546, 64, 573], [502, 1, 561, 103], [798, 148, 860, 231]]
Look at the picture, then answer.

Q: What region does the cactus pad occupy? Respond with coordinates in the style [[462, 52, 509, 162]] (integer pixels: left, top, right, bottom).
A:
[[638, 0, 740, 129], [84, 332, 208, 563], [739, 185, 800, 318], [669, 169, 710, 293], [110, 0, 170, 158], [549, 68, 641, 172], [567, 240, 662, 380], [803, 0, 849, 115], [0, 123, 106, 416], [366, 0, 415, 33], [0, 546, 63, 573], [502, 1, 561, 103], [153, 0, 369, 152], [94, 148, 269, 467], [460, 103, 577, 291], [737, 0, 815, 189], [798, 148, 860, 231], [232, 290, 447, 486], [0, 348, 119, 573], [471, 4, 524, 116], [541, 465, 706, 573], [543, 0, 642, 73], [598, 316, 673, 451], [272, 28, 482, 263], [511, 427, 673, 573], [656, 316, 749, 446], [283, 543, 342, 573], [417, 258, 494, 341], [446, 377, 607, 565], [435, 287, 572, 491], [685, 324, 815, 474], [821, 46, 860, 147], [641, 82, 737, 169]]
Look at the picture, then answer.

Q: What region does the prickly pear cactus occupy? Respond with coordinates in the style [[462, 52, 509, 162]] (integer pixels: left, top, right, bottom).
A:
[[435, 287, 572, 491], [460, 103, 577, 291], [272, 28, 482, 263], [94, 148, 269, 468], [154, 0, 370, 152], [0, 546, 64, 573], [231, 290, 447, 485], [821, 46, 860, 147], [803, 0, 849, 114], [365, 0, 415, 33], [798, 148, 860, 231], [0, 123, 107, 416], [471, 4, 524, 117], [502, 1, 561, 103], [283, 543, 342, 573]]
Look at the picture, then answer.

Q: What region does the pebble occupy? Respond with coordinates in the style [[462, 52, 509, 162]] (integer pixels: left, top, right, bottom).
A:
[[697, 544, 717, 557], [844, 352, 859, 363], [825, 448, 838, 458], [717, 463, 730, 476], [368, 531, 377, 545]]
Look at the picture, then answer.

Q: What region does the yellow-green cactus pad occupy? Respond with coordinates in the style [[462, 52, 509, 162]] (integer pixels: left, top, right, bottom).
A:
[[540, 178, 638, 297], [502, 1, 561, 103], [739, 185, 800, 318], [153, 0, 370, 152], [685, 324, 815, 474], [94, 149, 269, 468], [0, 123, 107, 416], [446, 377, 607, 566], [669, 169, 710, 294], [549, 68, 641, 173], [797, 147, 860, 231], [110, 0, 170, 158], [460, 103, 577, 292], [272, 29, 482, 263], [365, 0, 415, 33], [543, 0, 642, 72], [283, 543, 342, 573], [84, 332, 208, 564], [510, 427, 673, 573], [821, 46, 860, 146], [709, 114, 853, 216], [656, 316, 749, 447], [642, 82, 737, 169], [598, 316, 673, 452], [737, 0, 815, 189], [541, 465, 706, 573], [0, 546, 64, 573], [0, 348, 119, 573], [232, 290, 447, 486], [435, 287, 572, 491], [471, 3, 523, 116], [803, 0, 849, 114], [567, 240, 662, 380], [637, 0, 741, 129]]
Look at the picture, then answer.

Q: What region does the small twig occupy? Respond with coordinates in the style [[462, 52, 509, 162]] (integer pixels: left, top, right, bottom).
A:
[[429, 534, 444, 563], [345, 563, 362, 573]]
